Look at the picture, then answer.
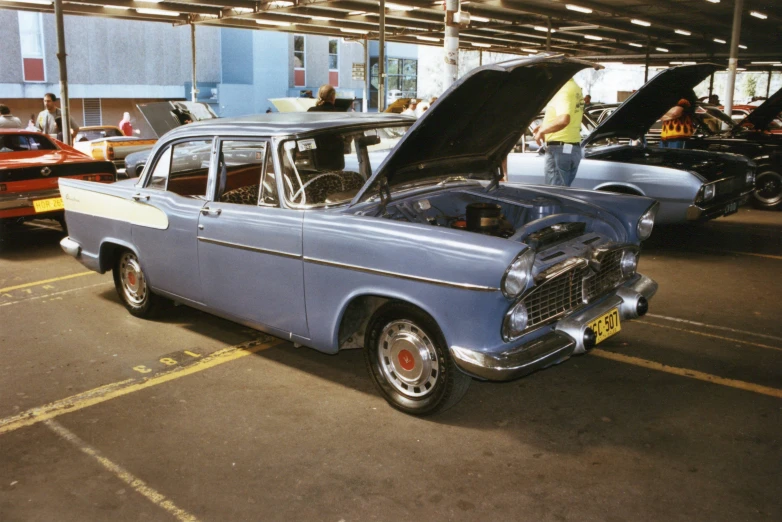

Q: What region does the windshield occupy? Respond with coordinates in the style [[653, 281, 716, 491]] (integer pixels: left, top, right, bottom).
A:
[[695, 106, 735, 134], [280, 125, 409, 207]]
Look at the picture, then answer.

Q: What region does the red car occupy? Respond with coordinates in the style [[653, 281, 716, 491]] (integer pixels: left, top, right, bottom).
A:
[[0, 129, 116, 234]]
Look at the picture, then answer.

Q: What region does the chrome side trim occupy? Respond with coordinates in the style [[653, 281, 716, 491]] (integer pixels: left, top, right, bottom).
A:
[[197, 237, 302, 259], [304, 257, 500, 292]]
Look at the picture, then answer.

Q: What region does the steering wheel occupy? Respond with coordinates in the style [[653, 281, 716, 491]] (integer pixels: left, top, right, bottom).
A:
[[290, 172, 344, 206]]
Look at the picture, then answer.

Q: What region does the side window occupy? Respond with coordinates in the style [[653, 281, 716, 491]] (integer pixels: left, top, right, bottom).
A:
[[217, 140, 274, 206], [148, 140, 212, 196], [148, 147, 172, 190]]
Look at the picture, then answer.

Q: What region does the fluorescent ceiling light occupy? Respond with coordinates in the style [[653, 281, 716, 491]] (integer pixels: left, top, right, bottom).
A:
[[656, 47, 669, 52], [750, 11, 767, 19], [137, 8, 180, 16], [534, 26, 555, 33], [232, 7, 255, 13], [713, 38, 726, 44], [584, 34, 602, 40], [628, 42, 643, 47], [738, 44, 747, 49], [306, 15, 334, 21], [737, 68, 746, 71], [11, 0, 52, 4], [751, 61, 778, 65], [471, 42, 492, 48], [521, 48, 538, 53], [470, 15, 490, 22], [269, 1, 294, 7], [416, 35, 439, 42], [104, 5, 131, 9], [671, 61, 697, 65], [386, 2, 417, 10], [566, 4, 592, 14], [774, 64, 782, 67], [341, 28, 369, 34], [706, 0, 720, 3], [256, 19, 292, 26], [631, 19, 651, 27], [675, 29, 691, 35], [348, 11, 366, 16]]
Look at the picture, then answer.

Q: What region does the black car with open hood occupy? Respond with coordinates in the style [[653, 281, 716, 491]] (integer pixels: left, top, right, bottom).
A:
[[584, 65, 782, 210]]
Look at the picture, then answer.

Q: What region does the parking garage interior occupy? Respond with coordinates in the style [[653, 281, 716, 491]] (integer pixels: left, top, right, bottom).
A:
[[1, 1, 782, 521]]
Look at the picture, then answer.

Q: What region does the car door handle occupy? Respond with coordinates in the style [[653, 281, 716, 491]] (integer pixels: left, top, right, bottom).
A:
[[200, 207, 222, 216], [131, 193, 149, 202]]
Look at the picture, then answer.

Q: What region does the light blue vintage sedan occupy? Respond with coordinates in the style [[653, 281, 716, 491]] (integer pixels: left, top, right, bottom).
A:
[[59, 56, 658, 415]]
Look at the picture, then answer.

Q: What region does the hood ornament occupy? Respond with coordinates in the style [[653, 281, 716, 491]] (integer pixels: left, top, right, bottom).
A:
[[41, 166, 52, 177]]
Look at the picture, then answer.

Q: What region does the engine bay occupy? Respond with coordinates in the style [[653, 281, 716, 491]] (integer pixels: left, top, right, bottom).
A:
[[380, 185, 605, 245]]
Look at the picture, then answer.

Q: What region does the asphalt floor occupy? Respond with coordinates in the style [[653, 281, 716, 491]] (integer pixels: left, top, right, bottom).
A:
[[0, 208, 780, 522]]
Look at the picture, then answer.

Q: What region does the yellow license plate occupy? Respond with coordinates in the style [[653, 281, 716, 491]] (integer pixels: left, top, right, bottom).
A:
[[33, 197, 64, 213], [589, 308, 621, 345]]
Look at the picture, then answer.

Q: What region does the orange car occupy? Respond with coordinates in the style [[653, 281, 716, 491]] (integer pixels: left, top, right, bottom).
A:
[[0, 129, 116, 232]]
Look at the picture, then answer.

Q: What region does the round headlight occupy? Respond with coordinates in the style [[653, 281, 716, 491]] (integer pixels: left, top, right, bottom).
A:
[[703, 184, 716, 201], [620, 250, 638, 278], [637, 203, 658, 241], [502, 249, 535, 298], [502, 302, 529, 341]]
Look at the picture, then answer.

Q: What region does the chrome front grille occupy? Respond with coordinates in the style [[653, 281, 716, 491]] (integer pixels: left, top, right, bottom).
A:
[[714, 176, 745, 197], [520, 247, 634, 330], [583, 249, 624, 302], [522, 262, 588, 328]]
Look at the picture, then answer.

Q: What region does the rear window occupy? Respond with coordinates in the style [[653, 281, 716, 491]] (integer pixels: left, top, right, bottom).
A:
[[0, 134, 58, 152]]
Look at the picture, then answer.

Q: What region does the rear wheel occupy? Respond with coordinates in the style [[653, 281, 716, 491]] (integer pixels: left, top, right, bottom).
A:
[[113, 250, 159, 317], [364, 302, 471, 415], [751, 169, 782, 210]]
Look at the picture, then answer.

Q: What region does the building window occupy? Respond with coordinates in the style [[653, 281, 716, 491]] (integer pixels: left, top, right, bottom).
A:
[[18, 12, 45, 82], [294, 34, 305, 87], [328, 38, 339, 86], [370, 57, 417, 108]]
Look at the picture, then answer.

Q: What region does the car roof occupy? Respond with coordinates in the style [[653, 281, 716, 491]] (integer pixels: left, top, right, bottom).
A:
[[164, 112, 412, 140]]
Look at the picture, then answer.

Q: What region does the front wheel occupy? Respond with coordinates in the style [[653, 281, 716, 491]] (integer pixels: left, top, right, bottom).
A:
[[751, 170, 782, 210], [364, 302, 471, 415], [113, 250, 159, 318]]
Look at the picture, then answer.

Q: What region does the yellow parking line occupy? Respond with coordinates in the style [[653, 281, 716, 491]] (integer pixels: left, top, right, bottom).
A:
[[637, 321, 782, 353], [46, 419, 200, 522], [593, 349, 782, 399], [0, 337, 284, 436], [0, 271, 96, 293], [724, 250, 782, 261]]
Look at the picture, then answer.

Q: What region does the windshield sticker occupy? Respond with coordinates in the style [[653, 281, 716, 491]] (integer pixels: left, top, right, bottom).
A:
[[298, 139, 317, 151]]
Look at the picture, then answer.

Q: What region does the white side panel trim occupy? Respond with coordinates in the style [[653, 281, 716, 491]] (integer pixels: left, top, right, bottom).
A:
[[60, 185, 169, 230]]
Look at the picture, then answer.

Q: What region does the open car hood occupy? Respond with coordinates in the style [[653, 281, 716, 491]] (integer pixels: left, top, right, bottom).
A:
[[136, 101, 219, 138], [735, 86, 782, 132], [353, 54, 598, 203], [583, 64, 719, 146]]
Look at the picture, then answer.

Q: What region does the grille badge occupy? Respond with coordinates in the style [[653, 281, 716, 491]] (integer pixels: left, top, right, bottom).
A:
[[41, 167, 52, 177]]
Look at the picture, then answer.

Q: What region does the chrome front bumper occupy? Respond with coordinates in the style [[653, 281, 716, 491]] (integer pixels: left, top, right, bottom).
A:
[[450, 274, 658, 381], [686, 190, 752, 221]]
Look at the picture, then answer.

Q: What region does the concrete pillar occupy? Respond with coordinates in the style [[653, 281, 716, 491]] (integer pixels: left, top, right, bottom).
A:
[[444, 0, 459, 90], [724, 0, 744, 124], [191, 24, 198, 103], [54, 0, 70, 145], [379, 0, 386, 111]]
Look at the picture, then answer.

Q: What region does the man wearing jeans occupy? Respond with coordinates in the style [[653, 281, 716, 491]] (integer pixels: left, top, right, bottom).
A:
[[533, 79, 585, 186]]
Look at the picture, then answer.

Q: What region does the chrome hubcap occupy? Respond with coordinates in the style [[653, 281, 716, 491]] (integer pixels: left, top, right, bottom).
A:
[[755, 171, 782, 205], [119, 253, 147, 306], [378, 320, 439, 398]]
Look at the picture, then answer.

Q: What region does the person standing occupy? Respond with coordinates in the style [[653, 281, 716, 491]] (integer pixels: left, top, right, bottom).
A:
[[36, 93, 79, 139], [0, 105, 23, 129], [119, 112, 133, 136], [660, 98, 695, 149], [533, 78, 585, 186], [307, 85, 337, 112]]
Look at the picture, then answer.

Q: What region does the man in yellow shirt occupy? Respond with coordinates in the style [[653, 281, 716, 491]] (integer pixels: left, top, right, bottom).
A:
[[533, 79, 584, 186]]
